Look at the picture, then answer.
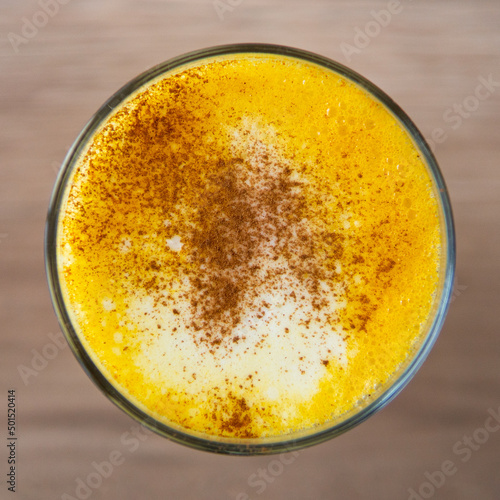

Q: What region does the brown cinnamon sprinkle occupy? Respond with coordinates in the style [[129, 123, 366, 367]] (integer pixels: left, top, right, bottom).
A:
[[182, 140, 338, 347]]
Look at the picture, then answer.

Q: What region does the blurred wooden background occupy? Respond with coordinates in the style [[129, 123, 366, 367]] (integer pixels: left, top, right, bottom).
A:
[[1, 1, 499, 499]]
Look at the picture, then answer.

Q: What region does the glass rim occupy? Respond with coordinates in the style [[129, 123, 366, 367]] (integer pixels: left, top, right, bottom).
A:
[[45, 43, 456, 455]]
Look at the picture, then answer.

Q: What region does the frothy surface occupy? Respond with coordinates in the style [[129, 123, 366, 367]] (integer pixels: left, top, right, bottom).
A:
[[132, 120, 348, 416], [58, 54, 441, 438]]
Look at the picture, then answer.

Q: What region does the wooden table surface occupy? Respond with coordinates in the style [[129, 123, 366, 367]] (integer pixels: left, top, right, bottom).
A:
[[1, 1, 499, 499]]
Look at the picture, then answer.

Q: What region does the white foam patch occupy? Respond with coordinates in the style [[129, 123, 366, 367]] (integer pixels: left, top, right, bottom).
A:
[[129, 270, 346, 402], [166, 235, 183, 252], [60, 242, 74, 267], [119, 238, 132, 253]]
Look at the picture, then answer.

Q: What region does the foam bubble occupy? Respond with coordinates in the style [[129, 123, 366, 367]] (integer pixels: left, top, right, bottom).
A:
[[102, 299, 115, 311]]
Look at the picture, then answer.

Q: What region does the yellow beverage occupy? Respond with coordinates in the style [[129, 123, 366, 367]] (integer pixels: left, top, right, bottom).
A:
[[48, 46, 453, 451]]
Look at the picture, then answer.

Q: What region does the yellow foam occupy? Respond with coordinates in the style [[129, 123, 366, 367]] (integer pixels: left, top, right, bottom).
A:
[[58, 54, 441, 438]]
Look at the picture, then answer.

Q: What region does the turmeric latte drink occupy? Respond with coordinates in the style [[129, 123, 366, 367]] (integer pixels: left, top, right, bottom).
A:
[[48, 46, 453, 451]]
